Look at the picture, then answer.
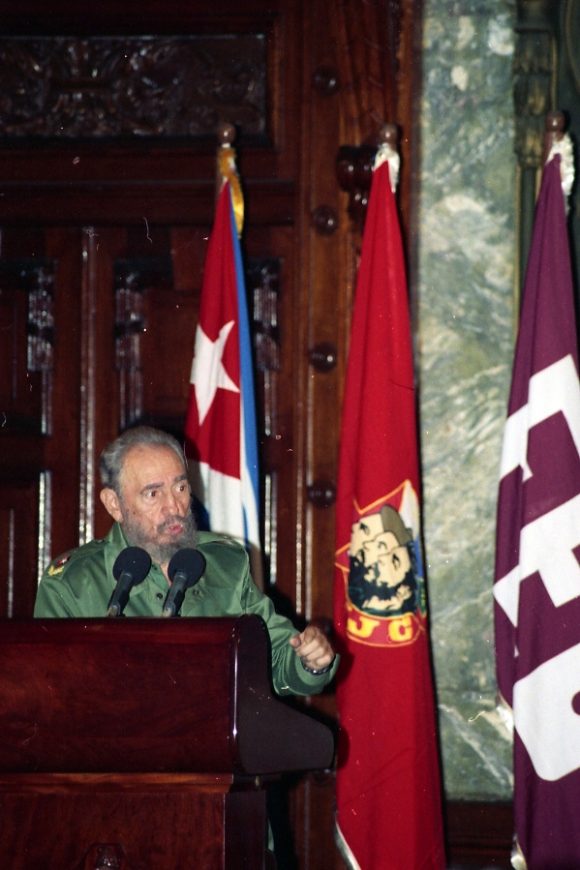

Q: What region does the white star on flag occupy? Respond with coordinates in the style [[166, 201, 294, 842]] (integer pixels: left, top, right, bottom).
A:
[[184, 180, 262, 585], [189, 320, 239, 425]]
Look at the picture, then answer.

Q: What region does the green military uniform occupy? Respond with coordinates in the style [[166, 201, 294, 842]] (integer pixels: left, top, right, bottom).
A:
[[35, 522, 338, 697]]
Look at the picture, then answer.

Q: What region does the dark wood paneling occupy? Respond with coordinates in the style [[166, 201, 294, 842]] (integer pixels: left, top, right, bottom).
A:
[[0, 775, 265, 869], [0, 0, 278, 36], [0, 2, 460, 868], [0, 477, 41, 618], [0, 257, 54, 434], [0, 180, 295, 227], [446, 800, 513, 868]]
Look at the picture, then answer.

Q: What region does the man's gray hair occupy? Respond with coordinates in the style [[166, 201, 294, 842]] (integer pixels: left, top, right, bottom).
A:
[[99, 426, 186, 492]]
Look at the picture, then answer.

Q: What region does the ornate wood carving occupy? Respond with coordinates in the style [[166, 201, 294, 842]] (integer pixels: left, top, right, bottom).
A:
[[247, 257, 281, 377], [563, 0, 580, 95], [0, 36, 267, 139], [246, 256, 282, 588], [113, 256, 173, 430], [0, 259, 55, 434], [513, 2, 554, 171], [513, 1, 555, 288], [26, 265, 55, 373]]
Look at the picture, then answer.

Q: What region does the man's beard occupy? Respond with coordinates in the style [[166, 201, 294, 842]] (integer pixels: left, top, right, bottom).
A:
[[121, 511, 198, 566]]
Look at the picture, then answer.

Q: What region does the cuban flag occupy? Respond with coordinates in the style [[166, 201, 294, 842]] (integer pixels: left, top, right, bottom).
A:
[[184, 181, 261, 567]]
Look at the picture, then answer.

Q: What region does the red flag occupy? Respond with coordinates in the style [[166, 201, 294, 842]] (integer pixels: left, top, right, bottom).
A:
[[493, 152, 580, 868], [184, 182, 261, 563], [333, 158, 445, 869]]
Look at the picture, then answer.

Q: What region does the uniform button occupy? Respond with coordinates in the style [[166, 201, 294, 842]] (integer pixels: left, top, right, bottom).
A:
[[156, 593, 163, 600]]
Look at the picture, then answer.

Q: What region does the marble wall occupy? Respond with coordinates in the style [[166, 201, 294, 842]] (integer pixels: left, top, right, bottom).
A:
[[417, 1, 517, 800]]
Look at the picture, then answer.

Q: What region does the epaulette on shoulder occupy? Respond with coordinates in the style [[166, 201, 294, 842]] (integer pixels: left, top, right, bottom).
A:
[[212, 535, 242, 549], [46, 551, 73, 577], [45, 538, 105, 578], [199, 536, 250, 564], [198, 532, 244, 550]]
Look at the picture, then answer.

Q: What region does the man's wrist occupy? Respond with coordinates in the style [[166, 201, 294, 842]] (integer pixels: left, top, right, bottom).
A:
[[300, 656, 335, 676]]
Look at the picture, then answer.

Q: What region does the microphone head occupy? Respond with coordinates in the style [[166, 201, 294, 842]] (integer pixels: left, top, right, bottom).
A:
[[167, 548, 206, 587], [112, 546, 152, 584]]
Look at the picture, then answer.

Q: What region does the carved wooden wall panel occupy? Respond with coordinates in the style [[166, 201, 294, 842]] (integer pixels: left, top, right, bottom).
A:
[[0, 227, 84, 577], [0, 2, 421, 868], [0, 36, 267, 139]]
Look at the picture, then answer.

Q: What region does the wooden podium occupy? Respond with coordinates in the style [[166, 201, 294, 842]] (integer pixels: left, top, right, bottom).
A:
[[0, 615, 335, 869]]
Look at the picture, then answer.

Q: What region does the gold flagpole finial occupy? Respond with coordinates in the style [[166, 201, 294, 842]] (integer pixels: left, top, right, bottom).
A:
[[217, 122, 244, 236]]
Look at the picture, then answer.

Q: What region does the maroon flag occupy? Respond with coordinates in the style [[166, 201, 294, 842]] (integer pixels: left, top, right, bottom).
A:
[[333, 157, 445, 869], [494, 153, 580, 867]]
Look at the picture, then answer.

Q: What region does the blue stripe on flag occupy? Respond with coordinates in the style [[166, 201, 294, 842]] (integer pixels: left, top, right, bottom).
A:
[[228, 195, 260, 542]]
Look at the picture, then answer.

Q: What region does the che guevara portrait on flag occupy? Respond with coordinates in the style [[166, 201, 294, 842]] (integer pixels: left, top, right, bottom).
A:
[[336, 479, 428, 648], [348, 503, 418, 615]]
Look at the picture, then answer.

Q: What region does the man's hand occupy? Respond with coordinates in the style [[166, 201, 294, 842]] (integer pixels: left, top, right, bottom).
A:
[[289, 624, 335, 672]]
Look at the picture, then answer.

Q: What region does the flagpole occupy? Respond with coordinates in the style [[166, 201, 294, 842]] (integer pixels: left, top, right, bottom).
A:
[[215, 124, 262, 587], [333, 121, 446, 870], [541, 110, 565, 166], [494, 109, 580, 870], [184, 122, 263, 588], [216, 122, 244, 237]]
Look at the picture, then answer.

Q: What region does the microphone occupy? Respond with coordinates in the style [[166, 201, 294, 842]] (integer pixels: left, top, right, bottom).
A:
[[107, 546, 152, 617], [162, 548, 206, 618]]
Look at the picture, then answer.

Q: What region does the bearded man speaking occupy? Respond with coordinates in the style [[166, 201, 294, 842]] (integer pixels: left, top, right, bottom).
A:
[[35, 426, 338, 697]]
